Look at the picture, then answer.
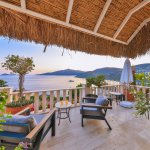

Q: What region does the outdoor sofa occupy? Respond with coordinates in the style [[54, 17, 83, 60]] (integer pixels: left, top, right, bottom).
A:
[[0, 107, 55, 150]]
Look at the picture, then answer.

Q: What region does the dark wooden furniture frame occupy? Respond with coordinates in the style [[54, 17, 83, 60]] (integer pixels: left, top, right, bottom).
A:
[[81, 96, 112, 130], [0, 108, 56, 150]]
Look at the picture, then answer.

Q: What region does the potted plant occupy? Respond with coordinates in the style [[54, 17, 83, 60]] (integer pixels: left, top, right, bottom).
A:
[[132, 89, 150, 119], [2, 55, 35, 114]]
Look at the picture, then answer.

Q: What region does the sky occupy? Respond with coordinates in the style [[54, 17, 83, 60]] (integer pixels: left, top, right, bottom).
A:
[[0, 37, 149, 74]]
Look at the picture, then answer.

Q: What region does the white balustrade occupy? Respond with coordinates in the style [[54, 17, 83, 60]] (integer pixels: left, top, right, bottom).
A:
[[3, 81, 150, 114]]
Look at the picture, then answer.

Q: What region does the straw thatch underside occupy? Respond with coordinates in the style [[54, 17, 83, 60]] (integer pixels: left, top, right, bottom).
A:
[[0, 8, 150, 58]]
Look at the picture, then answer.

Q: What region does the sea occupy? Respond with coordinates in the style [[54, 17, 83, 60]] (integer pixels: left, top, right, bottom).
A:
[[0, 75, 86, 91]]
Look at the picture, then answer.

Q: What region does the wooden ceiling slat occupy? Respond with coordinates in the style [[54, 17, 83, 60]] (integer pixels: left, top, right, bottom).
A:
[[117, 3, 150, 42], [97, 0, 143, 37], [70, 0, 106, 31], [26, 0, 69, 21], [0, 0, 20, 6]]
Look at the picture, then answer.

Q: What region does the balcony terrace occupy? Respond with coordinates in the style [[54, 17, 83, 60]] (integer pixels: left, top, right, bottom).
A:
[[1, 82, 150, 150]]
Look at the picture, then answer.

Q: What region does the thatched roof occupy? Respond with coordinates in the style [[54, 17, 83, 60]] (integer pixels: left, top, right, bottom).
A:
[[0, 0, 150, 58]]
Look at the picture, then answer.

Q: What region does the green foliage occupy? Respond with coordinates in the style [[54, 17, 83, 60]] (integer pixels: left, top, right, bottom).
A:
[[0, 91, 7, 112], [0, 91, 12, 131], [0, 80, 7, 87], [94, 75, 106, 87], [6, 98, 34, 108], [14, 145, 23, 150], [86, 75, 106, 87], [131, 89, 150, 119], [86, 77, 95, 87], [134, 72, 150, 86], [2, 55, 35, 74], [2, 55, 35, 98], [0, 146, 5, 150]]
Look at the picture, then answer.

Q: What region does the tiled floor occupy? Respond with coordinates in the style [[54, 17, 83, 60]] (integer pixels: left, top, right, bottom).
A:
[[40, 102, 150, 150]]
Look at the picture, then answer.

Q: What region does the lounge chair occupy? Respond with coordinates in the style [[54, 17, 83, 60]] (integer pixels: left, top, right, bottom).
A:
[[80, 95, 112, 130], [0, 107, 55, 150]]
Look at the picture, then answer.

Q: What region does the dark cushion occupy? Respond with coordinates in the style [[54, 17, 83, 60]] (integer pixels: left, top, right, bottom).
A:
[[80, 107, 104, 116], [96, 96, 109, 106]]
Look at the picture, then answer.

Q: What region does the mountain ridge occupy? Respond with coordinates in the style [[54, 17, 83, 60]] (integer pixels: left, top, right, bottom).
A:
[[38, 63, 150, 81]]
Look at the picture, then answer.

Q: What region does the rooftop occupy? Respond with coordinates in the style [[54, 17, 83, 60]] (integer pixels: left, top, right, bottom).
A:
[[0, 0, 150, 58]]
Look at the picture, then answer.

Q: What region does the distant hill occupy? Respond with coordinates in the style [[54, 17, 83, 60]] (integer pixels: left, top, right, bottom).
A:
[[76, 63, 150, 81], [76, 67, 122, 81], [39, 63, 150, 81], [0, 73, 15, 75], [135, 63, 150, 73], [39, 69, 85, 76]]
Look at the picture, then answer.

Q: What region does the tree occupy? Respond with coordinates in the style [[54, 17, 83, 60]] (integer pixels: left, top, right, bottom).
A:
[[2, 55, 35, 98], [94, 75, 106, 87], [86, 77, 95, 87], [0, 80, 7, 87]]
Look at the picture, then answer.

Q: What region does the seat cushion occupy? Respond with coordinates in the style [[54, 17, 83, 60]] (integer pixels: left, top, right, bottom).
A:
[[30, 113, 46, 124], [0, 131, 26, 143], [120, 101, 134, 108], [5, 115, 37, 126], [96, 96, 109, 106], [80, 107, 104, 116]]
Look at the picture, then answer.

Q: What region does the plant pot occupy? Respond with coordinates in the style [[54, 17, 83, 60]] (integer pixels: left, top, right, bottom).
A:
[[5, 103, 33, 114], [123, 89, 134, 102]]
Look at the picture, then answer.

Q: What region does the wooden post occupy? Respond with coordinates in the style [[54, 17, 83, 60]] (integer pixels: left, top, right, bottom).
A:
[[34, 92, 39, 113], [42, 91, 47, 112]]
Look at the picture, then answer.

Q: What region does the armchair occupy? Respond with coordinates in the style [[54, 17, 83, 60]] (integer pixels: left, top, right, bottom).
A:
[[80, 96, 112, 130]]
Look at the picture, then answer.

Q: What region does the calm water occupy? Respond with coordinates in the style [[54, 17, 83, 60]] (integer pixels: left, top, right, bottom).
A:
[[0, 75, 85, 91]]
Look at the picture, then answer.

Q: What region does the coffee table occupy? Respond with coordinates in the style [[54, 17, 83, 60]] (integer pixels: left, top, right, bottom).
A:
[[55, 101, 72, 125], [110, 92, 125, 104]]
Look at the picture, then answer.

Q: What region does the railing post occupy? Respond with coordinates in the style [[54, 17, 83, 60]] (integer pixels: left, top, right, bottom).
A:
[[74, 89, 77, 107], [50, 91, 54, 110], [34, 92, 39, 113], [56, 90, 60, 102], [7, 87, 13, 103], [82, 84, 86, 97], [42, 91, 47, 112], [79, 88, 82, 106], [63, 90, 66, 101], [25, 93, 31, 101], [69, 89, 72, 102], [97, 87, 101, 95], [14, 94, 19, 102]]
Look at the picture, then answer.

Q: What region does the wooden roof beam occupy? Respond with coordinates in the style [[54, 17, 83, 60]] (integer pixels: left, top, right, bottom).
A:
[[113, 0, 150, 39], [94, 0, 112, 33], [21, 0, 26, 10], [127, 18, 150, 44], [0, 1, 127, 45], [66, 0, 74, 24]]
